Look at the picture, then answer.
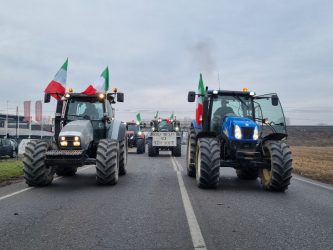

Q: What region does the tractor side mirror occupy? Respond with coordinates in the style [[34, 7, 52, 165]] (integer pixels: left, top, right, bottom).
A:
[[44, 93, 51, 103], [188, 91, 196, 102], [117, 92, 124, 102], [271, 95, 279, 106]]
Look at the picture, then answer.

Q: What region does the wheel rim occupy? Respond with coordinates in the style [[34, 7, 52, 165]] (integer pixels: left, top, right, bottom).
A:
[[261, 168, 272, 186]]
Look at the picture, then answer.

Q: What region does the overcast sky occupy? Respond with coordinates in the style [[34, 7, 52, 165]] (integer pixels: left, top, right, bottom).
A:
[[1, 0, 333, 125]]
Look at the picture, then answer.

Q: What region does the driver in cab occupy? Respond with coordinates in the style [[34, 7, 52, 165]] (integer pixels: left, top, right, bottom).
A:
[[212, 99, 235, 133]]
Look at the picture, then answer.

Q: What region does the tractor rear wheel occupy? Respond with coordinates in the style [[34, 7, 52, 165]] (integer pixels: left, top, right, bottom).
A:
[[137, 139, 145, 154], [56, 166, 77, 176], [96, 139, 119, 185], [186, 128, 196, 177], [23, 140, 54, 186], [236, 168, 259, 180], [172, 138, 181, 157], [196, 138, 220, 189], [119, 139, 127, 176], [260, 140, 293, 192]]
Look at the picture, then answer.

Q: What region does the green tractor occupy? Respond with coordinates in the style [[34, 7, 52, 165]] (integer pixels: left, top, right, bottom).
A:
[[187, 88, 293, 191], [23, 90, 127, 186]]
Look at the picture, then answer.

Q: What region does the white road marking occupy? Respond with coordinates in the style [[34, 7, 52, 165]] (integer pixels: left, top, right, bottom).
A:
[[0, 165, 94, 202], [293, 176, 333, 191], [171, 157, 207, 250]]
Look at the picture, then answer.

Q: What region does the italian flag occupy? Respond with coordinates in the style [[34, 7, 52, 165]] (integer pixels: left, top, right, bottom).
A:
[[154, 111, 159, 119], [196, 73, 205, 126], [82, 66, 109, 95], [136, 113, 142, 124], [170, 112, 174, 120], [44, 58, 68, 100]]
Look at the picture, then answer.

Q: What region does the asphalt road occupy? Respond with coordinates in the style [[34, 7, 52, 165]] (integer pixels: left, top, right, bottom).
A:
[[0, 146, 332, 250]]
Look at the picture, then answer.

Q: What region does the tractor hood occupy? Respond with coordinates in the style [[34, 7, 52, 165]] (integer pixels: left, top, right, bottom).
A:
[[59, 120, 94, 149], [223, 116, 258, 141]]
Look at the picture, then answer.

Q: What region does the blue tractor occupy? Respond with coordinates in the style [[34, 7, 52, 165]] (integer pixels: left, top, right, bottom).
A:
[[187, 89, 293, 191]]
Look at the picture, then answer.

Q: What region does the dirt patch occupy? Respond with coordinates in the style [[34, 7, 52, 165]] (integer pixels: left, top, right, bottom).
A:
[[291, 146, 333, 185]]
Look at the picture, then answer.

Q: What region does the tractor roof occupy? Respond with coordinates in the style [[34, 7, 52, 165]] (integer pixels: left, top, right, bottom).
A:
[[207, 90, 252, 97]]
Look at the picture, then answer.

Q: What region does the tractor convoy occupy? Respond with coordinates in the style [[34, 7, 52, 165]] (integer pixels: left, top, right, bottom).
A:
[[23, 67, 293, 192]]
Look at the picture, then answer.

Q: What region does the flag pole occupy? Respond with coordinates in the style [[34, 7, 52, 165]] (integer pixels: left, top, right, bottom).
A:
[[16, 106, 18, 139]]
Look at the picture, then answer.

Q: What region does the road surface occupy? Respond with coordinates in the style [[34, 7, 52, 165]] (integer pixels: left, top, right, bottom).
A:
[[0, 146, 332, 249]]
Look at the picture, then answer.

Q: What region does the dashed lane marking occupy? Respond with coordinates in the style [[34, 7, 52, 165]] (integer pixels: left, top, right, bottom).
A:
[[171, 157, 207, 250]]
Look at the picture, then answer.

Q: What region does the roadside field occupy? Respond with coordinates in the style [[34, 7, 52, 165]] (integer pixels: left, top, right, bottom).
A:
[[0, 160, 23, 185], [291, 146, 333, 185]]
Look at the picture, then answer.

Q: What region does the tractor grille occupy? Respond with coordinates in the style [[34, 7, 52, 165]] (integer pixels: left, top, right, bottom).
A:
[[241, 127, 254, 139]]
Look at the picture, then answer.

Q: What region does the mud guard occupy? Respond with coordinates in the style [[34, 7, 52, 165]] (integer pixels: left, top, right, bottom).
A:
[[108, 120, 126, 141]]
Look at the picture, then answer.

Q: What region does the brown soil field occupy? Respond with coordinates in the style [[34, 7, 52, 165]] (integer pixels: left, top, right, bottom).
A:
[[291, 146, 333, 185]]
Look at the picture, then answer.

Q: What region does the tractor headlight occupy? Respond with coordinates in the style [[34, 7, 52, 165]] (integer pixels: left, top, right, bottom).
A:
[[60, 141, 68, 147], [73, 141, 81, 147], [175, 127, 179, 132], [253, 126, 259, 140], [152, 127, 155, 132], [138, 131, 142, 136], [234, 125, 242, 140]]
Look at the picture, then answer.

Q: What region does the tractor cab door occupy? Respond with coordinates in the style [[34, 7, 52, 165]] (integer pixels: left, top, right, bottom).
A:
[[254, 93, 287, 138]]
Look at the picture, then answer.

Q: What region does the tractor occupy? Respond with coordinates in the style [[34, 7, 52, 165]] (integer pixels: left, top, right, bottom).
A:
[[23, 90, 127, 186], [126, 122, 146, 154], [147, 118, 181, 157], [187, 88, 293, 191]]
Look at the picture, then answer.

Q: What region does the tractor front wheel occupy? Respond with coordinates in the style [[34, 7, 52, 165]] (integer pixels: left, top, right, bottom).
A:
[[196, 138, 220, 189], [96, 139, 119, 185], [23, 140, 54, 186], [186, 128, 196, 177], [260, 140, 293, 192], [119, 139, 127, 176]]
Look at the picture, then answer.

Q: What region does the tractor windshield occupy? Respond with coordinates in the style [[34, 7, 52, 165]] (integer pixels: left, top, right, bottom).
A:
[[254, 94, 287, 135], [65, 99, 105, 121], [211, 95, 253, 132], [127, 124, 139, 132], [158, 120, 173, 132]]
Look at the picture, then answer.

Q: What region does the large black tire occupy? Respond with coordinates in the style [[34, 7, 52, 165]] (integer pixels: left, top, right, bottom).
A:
[[137, 139, 145, 154], [148, 139, 157, 157], [23, 140, 54, 186], [236, 168, 259, 180], [56, 166, 77, 176], [186, 128, 196, 177], [172, 138, 181, 157], [260, 140, 293, 192], [196, 138, 220, 189], [119, 139, 127, 176], [96, 139, 119, 185]]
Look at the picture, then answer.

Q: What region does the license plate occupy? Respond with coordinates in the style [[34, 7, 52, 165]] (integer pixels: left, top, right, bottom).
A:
[[152, 132, 177, 146]]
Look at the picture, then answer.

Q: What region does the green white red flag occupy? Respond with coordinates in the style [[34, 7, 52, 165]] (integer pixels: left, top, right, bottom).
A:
[[44, 58, 68, 100], [82, 67, 109, 95], [136, 113, 142, 124], [196, 73, 205, 126]]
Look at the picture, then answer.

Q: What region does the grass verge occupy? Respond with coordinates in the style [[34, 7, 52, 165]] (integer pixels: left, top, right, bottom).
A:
[[0, 160, 24, 184], [291, 146, 333, 185]]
